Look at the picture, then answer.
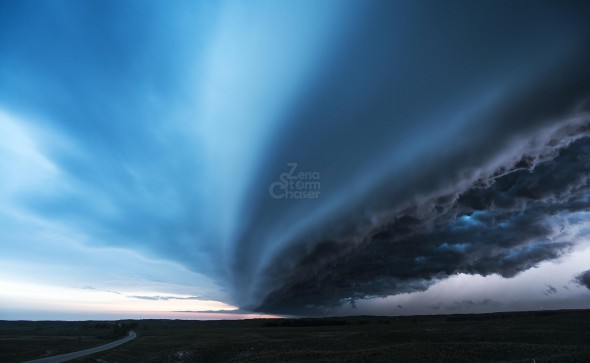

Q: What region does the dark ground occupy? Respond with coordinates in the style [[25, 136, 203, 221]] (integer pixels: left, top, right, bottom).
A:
[[2, 309, 590, 362]]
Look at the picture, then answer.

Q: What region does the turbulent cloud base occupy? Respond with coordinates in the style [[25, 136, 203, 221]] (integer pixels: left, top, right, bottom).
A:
[[256, 129, 590, 313]]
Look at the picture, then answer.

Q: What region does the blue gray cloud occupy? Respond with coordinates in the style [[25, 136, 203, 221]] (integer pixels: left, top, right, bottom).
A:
[[575, 270, 590, 290]]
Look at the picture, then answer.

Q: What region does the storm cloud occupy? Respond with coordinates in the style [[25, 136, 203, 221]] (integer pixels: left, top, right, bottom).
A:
[[575, 270, 590, 290], [229, 3, 590, 313], [1, 1, 590, 318], [252, 133, 590, 314]]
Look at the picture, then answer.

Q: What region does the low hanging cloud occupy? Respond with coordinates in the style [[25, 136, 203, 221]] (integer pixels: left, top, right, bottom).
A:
[[574, 270, 590, 289], [251, 122, 590, 314], [224, 2, 590, 314], [545, 285, 558, 296], [450, 299, 500, 310]]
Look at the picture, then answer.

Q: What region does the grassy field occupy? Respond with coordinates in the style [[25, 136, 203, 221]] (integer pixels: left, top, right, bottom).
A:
[[2, 309, 590, 362], [0, 320, 129, 362]]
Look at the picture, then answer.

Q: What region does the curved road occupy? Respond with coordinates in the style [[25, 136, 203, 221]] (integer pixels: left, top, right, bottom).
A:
[[23, 331, 136, 363]]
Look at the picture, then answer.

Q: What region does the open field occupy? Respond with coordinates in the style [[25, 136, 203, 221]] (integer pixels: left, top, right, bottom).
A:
[[0, 320, 129, 362], [2, 309, 590, 362]]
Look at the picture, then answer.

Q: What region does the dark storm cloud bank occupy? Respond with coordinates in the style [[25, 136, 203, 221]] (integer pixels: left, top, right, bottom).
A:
[[575, 270, 590, 290], [254, 130, 590, 315], [226, 1, 590, 315]]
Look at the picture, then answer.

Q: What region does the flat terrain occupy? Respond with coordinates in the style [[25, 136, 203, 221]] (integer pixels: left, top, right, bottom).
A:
[[23, 331, 136, 363], [2, 309, 590, 362]]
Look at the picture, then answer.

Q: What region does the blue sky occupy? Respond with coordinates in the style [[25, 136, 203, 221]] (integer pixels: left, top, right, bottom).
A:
[[0, 0, 357, 319], [1, 1, 590, 319]]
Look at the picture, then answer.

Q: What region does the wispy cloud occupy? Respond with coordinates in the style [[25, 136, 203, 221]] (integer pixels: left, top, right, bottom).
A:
[[78, 286, 122, 295], [545, 285, 558, 296]]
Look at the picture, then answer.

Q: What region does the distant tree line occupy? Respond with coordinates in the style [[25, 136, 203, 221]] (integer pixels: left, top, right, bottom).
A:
[[264, 318, 349, 327], [91, 321, 138, 339], [446, 311, 558, 322]]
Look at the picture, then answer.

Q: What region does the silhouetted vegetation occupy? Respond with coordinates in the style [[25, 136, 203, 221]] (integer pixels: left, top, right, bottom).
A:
[[110, 322, 133, 339], [264, 318, 349, 327], [446, 310, 559, 322], [2, 309, 589, 362]]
